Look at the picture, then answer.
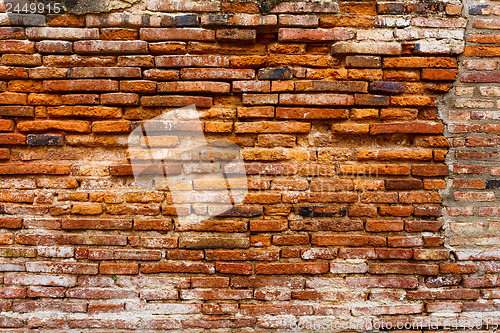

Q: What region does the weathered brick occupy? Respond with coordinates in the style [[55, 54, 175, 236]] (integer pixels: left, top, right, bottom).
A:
[[69, 67, 141, 79], [369, 81, 405, 95], [258, 68, 293, 80], [0, 0, 490, 323], [0, 66, 28, 79], [280, 93, 354, 106], [47, 106, 122, 118], [141, 262, 215, 274], [279, 14, 318, 27], [370, 263, 439, 275], [181, 68, 255, 80], [201, 13, 277, 26], [216, 29, 256, 42], [36, 41, 72, 54], [384, 57, 457, 68], [2, 54, 41, 66], [26, 28, 99, 40], [158, 81, 230, 94], [235, 121, 310, 133], [101, 28, 139, 40], [156, 55, 229, 68], [279, 28, 355, 42], [43, 79, 118, 92], [277, 107, 348, 119], [295, 80, 367, 93], [371, 122, 443, 134], [256, 263, 329, 275], [26, 262, 98, 274], [0, 40, 35, 54], [141, 95, 212, 108], [140, 28, 215, 41], [74, 40, 148, 54], [271, 1, 338, 13], [26, 134, 63, 146], [332, 42, 402, 55]]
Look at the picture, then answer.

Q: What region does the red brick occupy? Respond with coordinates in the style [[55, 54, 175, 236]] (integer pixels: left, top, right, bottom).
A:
[[406, 221, 443, 232], [242, 304, 313, 316], [141, 262, 215, 274], [26, 261, 98, 274], [67, 318, 138, 329], [422, 68, 459, 81], [140, 28, 216, 41], [101, 93, 139, 106], [332, 42, 402, 55], [27, 286, 64, 298], [141, 95, 212, 108], [388, 237, 423, 249], [250, 219, 288, 232], [13, 301, 86, 313], [217, 29, 256, 41], [408, 289, 479, 300], [144, 69, 180, 80], [0, 65, 27, 79], [74, 40, 148, 54], [101, 28, 138, 40], [0, 163, 70, 175], [366, 220, 404, 232], [279, 28, 355, 41], [88, 304, 125, 314], [414, 249, 449, 260], [100, 263, 138, 275], [0, 40, 34, 54], [277, 107, 348, 119], [272, 235, 309, 246], [235, 121, 310, 134], [371, 122, 443, 134], [412, 164, 449, 177], [17, 120, 90, 133], [312, 235, 386, 247], [216, 262, 252, 275], [69, 67, 141, 79], [158, 81, 230, 94], [440, 263, 477, 274], [370, 263, 439, 275], [200, 13, 277, 26], [43, 79, 118, 92], [279, 93, 354, 106], [181, 289, 252, 301], [121, 80, 157, 93], [256, 263, 329, 274], [156, 55, 229, 67]]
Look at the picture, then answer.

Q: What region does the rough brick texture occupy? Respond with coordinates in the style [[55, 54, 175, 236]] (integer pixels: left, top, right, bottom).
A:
[[0, 0, 498, 331]]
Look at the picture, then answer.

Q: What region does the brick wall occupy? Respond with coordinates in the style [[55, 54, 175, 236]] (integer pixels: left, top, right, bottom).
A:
[[0, 0, 498, 331], [442, 0, 500, 317]]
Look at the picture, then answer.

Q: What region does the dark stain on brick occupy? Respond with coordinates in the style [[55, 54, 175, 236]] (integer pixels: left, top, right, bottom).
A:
[[258, 68, 293, 80], [296, 206, 347, 217], [27, 134, 63, 146], [469, 4, 490, 15], [163, 14, 199, 27], [258, 0, 282, 13], [218, 206, 263, 217], [369, 81, 406, 95], [416, 1, 446, 14], [377, 3, 415, 14], [486, 180, 500, 189]]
